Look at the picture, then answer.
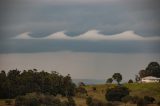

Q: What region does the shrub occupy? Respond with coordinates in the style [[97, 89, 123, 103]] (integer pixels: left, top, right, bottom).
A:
[[106, 78, 113, 84], [86, 97, 109, 106], [61, 101, 68, 106], [106, 102, 114, 106], [15, 93, 63, 106], [92, 87, 97, 91], [5, 99, 12, 105], [130, 96, 139, 104], [67, 97, 76, 106], [15, 94, 40, 106], [157, 101, 160, 106], [136, 98, 147, 106], [143, 96, 155, 104], [121, 95, 132, 105], [86, 96, 93, 106], [105, 86, 129, 101], [128, 79, 133, 83], [75, 86, 87, 97]]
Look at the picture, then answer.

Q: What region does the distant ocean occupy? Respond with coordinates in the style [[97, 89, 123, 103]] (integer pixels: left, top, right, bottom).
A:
[[73, 79, 105, 85]]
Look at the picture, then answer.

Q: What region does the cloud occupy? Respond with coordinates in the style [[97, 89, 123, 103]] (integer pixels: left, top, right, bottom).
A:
[[13, 30, 160, 41], [1, 0, 160, 39], [43, 31, 71, 40], [13, 32, 33, 39]]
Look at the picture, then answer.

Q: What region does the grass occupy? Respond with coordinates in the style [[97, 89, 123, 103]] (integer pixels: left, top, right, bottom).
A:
[[0, 83, 159, 106], [81, 83, 160, 106]]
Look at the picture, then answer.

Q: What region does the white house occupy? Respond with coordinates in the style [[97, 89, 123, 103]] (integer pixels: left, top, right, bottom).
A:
[[141, 76, 160, 83]]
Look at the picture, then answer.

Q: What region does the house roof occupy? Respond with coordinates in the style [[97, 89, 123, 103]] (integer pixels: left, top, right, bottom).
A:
[[142, 76, 160, 80]]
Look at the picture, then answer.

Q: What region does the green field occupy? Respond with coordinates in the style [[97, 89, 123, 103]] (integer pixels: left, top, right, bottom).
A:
[[0, 83, 160, 106], [81, 83, 160, 106]]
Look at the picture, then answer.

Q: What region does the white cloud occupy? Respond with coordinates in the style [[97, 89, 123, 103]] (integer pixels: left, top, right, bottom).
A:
[[43, 31, 71, 40], [13, 30, 160, 41], [13, 32, 33, 39]]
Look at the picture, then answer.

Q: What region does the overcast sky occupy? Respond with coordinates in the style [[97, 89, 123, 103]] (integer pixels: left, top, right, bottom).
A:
[[0, 0, 160, 80]]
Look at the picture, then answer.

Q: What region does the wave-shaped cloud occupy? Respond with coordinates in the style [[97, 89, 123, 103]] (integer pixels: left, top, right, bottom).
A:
[[13, 30, 160, 41]]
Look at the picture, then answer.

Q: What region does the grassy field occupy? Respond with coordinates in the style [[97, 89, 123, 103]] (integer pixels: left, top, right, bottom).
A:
[[0, 83, 160, 106], [84, 83, 160, 101]]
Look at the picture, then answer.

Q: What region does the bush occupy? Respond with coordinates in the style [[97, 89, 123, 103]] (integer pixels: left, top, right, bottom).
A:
[[143, 96, 155, 104], [157, 101, 160, 106], [92, 87, 97, 91], [105, 86, 129, 101], [15, 94, 40, 106], [75, 87, 87, 97], [61, 101, 68, 106], [86, 96, 93, 106], [15, 93, 63, 106], [130, 96, 139, 104], [136, 98, 147, 106], [86, 97, 109, 106], [106, 102, 114, 106], [67, 97, 76, 106], [5, 99, 12, 105], [128, 79, 133, 83], [121, 95, 132, 104]]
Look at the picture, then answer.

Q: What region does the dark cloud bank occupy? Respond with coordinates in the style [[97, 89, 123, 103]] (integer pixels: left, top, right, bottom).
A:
[[0, 0, 160, 53]]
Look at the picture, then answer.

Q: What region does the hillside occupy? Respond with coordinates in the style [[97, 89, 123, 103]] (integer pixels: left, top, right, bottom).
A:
[[0, 83, 159, 106], [84, 83, 160, 101]]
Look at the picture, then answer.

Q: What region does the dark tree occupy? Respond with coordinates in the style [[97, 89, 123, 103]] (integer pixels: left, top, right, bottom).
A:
[[135, 75, 141, 83], [139, 62, 160, 78], [112, 73, 122, 85], [0, 69, 76, 99], [106, 78, 113, 84], [105, 86, 129, 101], [128, 79, 133, 83]]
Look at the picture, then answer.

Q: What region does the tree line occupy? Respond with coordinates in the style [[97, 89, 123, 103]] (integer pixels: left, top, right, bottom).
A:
[[0, 69, 76, 99]]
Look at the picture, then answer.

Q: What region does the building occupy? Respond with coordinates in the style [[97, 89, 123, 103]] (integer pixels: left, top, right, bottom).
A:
[[141, 76, 160, 83]]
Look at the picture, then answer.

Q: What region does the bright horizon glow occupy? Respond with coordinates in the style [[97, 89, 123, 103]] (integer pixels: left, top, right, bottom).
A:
[[13, 30, 160, 41]]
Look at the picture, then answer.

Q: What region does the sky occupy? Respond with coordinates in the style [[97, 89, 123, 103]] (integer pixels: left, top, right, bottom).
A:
[[0, 0, 160, 81]]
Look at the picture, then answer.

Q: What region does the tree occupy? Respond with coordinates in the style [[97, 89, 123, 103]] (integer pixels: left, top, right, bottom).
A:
[[106, 78, 113, 84], [139, 62, 160, 78], [128, 79, 133, 83], [135, 75, 141, 83], [0, 69, 76, 99], [112, 73, 122, 85]]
